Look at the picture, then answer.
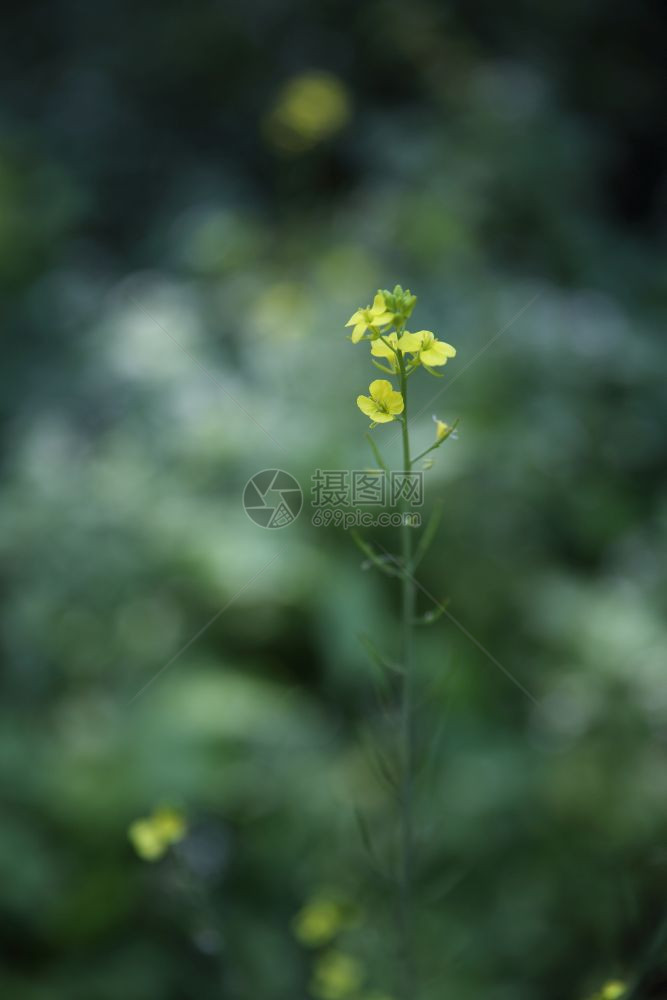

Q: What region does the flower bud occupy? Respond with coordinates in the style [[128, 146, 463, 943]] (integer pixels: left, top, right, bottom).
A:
[[433, 415, 452, 442]]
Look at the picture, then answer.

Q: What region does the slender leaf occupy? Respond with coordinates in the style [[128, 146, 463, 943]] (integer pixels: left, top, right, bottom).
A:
[[371, 359, 395, 375], [358, 631, 403, 675], [350, 530, 401, 577], [412, 501, 443, 571], [365, 433, 390, 473]]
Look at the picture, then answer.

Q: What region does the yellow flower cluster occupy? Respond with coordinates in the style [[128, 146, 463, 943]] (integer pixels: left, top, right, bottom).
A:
[[345, 286, 456, 429], [128, 806, 187, 862]]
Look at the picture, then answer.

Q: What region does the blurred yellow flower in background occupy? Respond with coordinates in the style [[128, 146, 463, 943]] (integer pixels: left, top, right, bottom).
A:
[[128, 806, 187, 862], [356, 379, 404, 425], [586, 979, 627, 1000], [250, 281, 313, 341], [598, 982, 627, 1000], [601, 984, 627, 1000], [292, 895, 347, 947], [264, 71, 351, 153], [310, 950, 364, 1000]]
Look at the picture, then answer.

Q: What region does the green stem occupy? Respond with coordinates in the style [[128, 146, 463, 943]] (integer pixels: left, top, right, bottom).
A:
[[398, 355, 416, 1000], [411, 441, 440, 465], [412, 419, 459, 465]]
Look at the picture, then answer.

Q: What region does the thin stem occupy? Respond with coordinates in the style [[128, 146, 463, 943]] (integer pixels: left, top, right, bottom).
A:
[[412, 419, 459, 464], [411, 441, 440, 465], [398, 352, 417, 1000]]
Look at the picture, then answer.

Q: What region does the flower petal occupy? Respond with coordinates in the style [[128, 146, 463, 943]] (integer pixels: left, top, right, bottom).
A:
[[420, 342, 453, 365], [397, 331, 423, 353], [356, 394, 377, 417], [372, 311, 394, 326], [368, 378, 394, 401], [371, 333, 398, 359], [386, 390, 405, 415]]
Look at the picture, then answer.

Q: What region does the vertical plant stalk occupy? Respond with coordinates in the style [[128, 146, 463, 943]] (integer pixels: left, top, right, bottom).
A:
[[398, 354, 417, 1000], [349, 287, 456, 998]]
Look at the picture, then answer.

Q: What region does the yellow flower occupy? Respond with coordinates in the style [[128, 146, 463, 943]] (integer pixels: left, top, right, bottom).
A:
[[128, 806, 187, 862], [310, 950, 364, 1000], [152, 807, 187, 842], [371, 332, 400, 370], [600, 982, 626, 1000], [586, 980, 628, 1000], [346, 293, 394, 343], [128, 819, 164, 861], [414, 330, 456, 366], [397, 329, 455, 367], [371, 331, 427, 371], [264, 72, 350, 154], [357, 379, 404, 425], [292, 896, 346, 947], [396, 331, 424, 354]]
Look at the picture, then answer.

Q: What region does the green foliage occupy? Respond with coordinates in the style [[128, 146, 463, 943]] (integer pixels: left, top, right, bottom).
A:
[[1, 0, 665, 998]]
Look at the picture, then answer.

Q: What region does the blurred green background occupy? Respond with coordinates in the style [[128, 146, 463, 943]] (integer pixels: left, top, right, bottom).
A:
[[2, 1, 666, 998]]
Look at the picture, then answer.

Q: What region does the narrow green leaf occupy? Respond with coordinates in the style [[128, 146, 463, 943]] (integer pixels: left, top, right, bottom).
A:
[[365, 433, 389, 473], [358, 632, 403, 675], [371, 359, 395, 375], [350, 530, 401, 577], [412, 501, 443, 571], [353, 807, 393, 882]]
